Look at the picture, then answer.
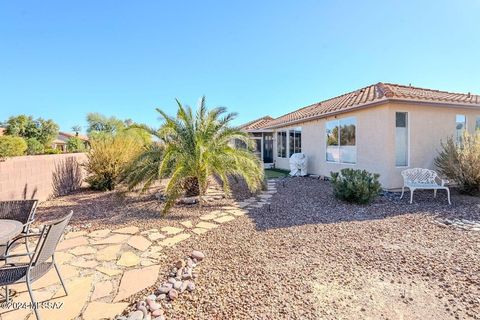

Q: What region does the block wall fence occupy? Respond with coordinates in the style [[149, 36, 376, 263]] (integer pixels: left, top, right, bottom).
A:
[[0, 153, 87, 202]]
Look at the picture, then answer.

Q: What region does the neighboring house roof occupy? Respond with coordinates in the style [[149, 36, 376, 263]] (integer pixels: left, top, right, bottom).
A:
[[239, 116, 273, 131], [58, 131, 89, 141], [260, 82, 480, 129]]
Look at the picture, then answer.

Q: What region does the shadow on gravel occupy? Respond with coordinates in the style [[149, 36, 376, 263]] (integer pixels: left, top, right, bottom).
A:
[[36, 188, 211, 227], [248, 177, 480, 231]]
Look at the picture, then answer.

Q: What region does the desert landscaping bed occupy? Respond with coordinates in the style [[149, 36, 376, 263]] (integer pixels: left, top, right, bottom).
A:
[[33, 177, 480, 319]]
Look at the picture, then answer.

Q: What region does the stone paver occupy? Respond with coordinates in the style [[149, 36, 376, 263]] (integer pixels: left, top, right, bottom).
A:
[[127, 235, 152, 251], [57, 236, 89, 251], [39, 276, 93, 320], [1, 290, 55, 320], [96, 244, 122, 261], [90, 280, 113, 301], [92, 233, 130, 245], [192, 227, 208, 235], [64, 230, 87, 239], [161, 226, 184, 235], [10, 265, 79, 292], [199, 212, 218, 220], [69, 246, 96, 256], [55, 251, 74, 265], [180, 220, 193, 228], [214, 215, 236, 224], [70, 259, 98, 269], [113, 265, 160, 302], [83, 301, 129, 320], [196, 221, 219, 229], [227, 209, 246, 217], [147, 232, 165, 241], [113, 226, 139, 235], [158, 233, 191, 247], [140, 259, 156, 267], [89, 229, 111, 238], [117, 251, 140, 267], [96, 266, 123, 277]]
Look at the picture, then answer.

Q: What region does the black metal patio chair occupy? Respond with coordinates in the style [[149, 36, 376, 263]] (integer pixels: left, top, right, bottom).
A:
[[0, 200, 38, 257], [0, 211, 72, 320]]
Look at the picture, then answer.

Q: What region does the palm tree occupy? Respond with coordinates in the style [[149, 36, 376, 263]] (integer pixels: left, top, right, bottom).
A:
[[123, 97, 264, 214], [71, 125, 82, 136]]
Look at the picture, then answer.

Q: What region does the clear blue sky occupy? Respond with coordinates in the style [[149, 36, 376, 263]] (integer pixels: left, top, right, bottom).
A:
[[1, 0, 479, 132]]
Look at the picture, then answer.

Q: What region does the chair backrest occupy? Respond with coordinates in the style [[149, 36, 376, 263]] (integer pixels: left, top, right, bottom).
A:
[[30, 211, 73, 266], [401, 168, 438, 185], [0, 200, 38, 232]]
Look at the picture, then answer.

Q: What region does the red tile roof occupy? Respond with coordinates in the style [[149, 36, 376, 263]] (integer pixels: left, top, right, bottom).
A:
[[58, 131, 89, 141], [239, 116, 273, 131], [260, 82, 480, 129]]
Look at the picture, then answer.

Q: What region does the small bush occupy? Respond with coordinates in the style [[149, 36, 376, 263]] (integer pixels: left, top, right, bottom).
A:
[[0, 136, 27, 158], [330, 168, 381, 204], [44, 147, 62, 154], [435, 132, 480, 195], [26, 138, 45, 155], [66, 136, 86, 153], [84, 135, 142, 191]]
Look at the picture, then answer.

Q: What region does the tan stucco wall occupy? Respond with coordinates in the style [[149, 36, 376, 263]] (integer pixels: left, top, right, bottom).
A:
[[272, 102, 480, 189], [0, 153, 87, 201]]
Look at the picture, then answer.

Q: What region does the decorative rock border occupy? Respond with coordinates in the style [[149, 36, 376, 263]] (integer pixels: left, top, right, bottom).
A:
[[116, 250, 205, 320]]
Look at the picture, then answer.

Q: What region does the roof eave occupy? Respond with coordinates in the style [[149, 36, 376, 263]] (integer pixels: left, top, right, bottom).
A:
[[262, 99, 389, 129], [261, 98, 480, 129]]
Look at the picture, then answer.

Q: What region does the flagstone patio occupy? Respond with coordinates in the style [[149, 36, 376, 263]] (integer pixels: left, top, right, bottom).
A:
[[0, 180, 277, 320]]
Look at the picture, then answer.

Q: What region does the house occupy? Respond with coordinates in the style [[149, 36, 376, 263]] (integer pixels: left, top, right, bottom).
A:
[[240, 82, 480, 189], [238, 116, 274, 163], [52, 132, 90, 152]]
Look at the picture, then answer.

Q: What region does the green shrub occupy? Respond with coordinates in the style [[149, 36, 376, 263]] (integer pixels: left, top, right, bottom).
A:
[[66, 137, 86, 153], [84, 135, 142, 191], [330, 168, 382, 204], [26, 138, 45, 155], [435, 132, 480, 195], [44, 147, 62, 154], [0, 136, 27, 158]]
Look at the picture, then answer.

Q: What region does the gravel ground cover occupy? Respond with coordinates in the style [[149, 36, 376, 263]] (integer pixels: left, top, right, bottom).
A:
[[36, 177, 480, 319]]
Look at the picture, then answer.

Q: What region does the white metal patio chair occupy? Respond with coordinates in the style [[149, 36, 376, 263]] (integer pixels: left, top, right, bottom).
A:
[[400, 168, 451, 205]]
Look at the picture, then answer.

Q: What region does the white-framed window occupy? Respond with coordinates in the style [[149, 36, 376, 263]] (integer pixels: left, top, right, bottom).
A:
[[395, 112, 409, 167], [277, 131, 287, 158], [288, 127, 302, 156], [456, 114, 466, 143], [326, 117, 356, 164]]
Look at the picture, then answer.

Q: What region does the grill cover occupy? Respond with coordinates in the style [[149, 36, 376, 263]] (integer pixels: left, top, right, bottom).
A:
[[289, 153, 307, 176]]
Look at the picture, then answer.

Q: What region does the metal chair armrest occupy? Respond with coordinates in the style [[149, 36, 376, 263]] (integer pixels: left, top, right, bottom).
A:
[[1, 251, 34, 260], [5, 233, 41, 254]]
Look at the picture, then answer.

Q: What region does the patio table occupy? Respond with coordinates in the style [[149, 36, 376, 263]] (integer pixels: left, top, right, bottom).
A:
[[0, 219, 23, 245], [0, 219, 23, 302]]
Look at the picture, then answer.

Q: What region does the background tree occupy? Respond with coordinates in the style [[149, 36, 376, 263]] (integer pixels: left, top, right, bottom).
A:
[[86, 113, 125, 138], [0, 136, 28, 159], [67, 137, 86, 153], [72, 125, 82, 136], [4, 115, 59, 147], [26, 138, 45, 155], [86, 112, 151, 144]]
